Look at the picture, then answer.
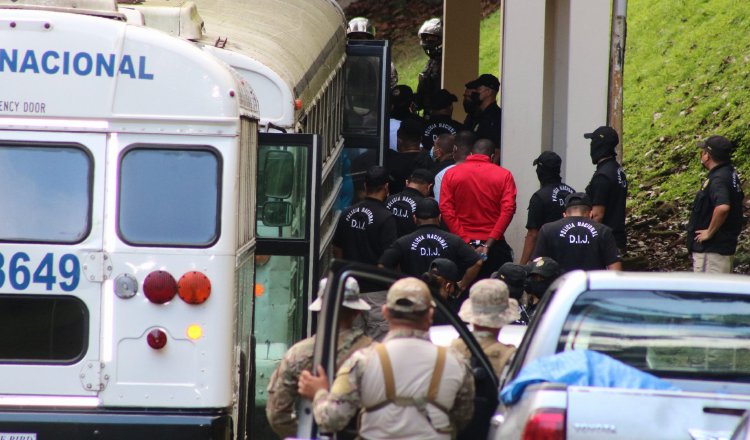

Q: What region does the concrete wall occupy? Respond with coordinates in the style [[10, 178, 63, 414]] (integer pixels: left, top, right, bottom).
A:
[[501, 0, 611, 260], [443, 0, 481, 122]]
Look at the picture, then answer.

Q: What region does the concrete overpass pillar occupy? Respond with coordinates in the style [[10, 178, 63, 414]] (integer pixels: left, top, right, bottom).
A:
[[501, 0, 611, 260], [443, 0, 480, 122]]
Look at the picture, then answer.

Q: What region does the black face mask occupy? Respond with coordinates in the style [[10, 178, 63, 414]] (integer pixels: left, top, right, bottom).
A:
[[590, 138, 615, 165], [525, 279, 550, 297], [535, 165, 560, 185], [462, 92, 481, 114]]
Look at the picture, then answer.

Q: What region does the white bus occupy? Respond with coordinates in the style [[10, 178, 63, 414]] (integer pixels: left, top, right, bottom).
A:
[[0, 0, 391, 438]]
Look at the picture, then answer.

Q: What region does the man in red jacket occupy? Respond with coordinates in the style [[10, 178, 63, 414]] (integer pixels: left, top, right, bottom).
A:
[[439, 138, 517, 281]]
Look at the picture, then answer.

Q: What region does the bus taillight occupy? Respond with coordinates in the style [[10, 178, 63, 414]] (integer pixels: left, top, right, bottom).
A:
[[143, 271, 178, 304], [147, 328, 168, 349], [177, 271, 211, 305]]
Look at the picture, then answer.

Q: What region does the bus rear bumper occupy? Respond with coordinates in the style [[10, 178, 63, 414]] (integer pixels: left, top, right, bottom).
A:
[[0, 409, 231, 440]]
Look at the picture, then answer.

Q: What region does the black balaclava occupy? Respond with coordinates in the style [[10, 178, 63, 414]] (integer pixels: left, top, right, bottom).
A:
[[590, 138, 616, 165], [525, 277, 551, 299], [536, 165, 562, 186]]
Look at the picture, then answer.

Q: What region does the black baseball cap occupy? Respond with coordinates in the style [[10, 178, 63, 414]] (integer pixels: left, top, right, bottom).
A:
[[430, 258, 459, 282], [365, 165, 390, 187], [492, 262, 528, 300], [564, 192, 592, 209], [414, 197, 441, 219], [465, 73, 500, 91], [698, 135, 734, 161], [431, 89, 458, 110], [584, 126, 619, 147], [409, 168, 434, 185], [533, 151, 562, 169], [527, 256, 561, 279]]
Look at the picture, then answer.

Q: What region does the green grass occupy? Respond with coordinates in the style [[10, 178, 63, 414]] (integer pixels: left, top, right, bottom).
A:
[[624, 0, 750, 214], [394, 1, 750, 217]]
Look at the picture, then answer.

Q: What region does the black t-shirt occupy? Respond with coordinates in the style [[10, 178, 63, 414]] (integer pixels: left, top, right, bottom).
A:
[[464, 102, 501, 149], [687, 162, 745, 255], [385, 187, 425, 237], [333, 197, 398, 265], [532, 216, 620, 273], [384, 149, 434, 194], [526, 181, 576, 230], [585, 157, 627, 248], [378, 224, 481, 278], [422, 115, 463, 150]]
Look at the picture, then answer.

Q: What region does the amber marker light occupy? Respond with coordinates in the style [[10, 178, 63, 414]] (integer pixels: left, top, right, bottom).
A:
[[177, 271, 211, 305], [187, 324, 203, 340]]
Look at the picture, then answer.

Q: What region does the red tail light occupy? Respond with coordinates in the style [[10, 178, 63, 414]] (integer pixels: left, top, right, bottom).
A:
[[177, 271, 211, 305], [143, 271, 177, 304], [522, 408, 565, 440], [147, 328, 168, 350]]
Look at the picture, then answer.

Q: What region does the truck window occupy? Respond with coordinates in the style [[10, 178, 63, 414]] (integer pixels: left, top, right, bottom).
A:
[[118, 146, 221, 247], [0, 143, 91, 243], [559, 290, 750, 380]]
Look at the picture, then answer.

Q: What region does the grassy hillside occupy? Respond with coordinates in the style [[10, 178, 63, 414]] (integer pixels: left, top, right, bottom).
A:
[[624, 0, 750, 210]]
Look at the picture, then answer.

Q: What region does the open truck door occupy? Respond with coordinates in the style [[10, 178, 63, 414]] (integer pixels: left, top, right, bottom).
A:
[[296, 261, 499, 439]]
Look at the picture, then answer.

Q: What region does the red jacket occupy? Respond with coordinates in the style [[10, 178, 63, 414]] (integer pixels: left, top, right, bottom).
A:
[[439, 154, 517, 242]]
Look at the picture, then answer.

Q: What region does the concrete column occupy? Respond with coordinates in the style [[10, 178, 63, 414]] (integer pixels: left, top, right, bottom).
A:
[[443, 0, 480, 121], [500, 0, 549, 259], [501, 0, 611, 260]]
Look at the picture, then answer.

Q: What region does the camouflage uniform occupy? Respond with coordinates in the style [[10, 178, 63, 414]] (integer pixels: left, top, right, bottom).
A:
[[312, 328, 475, 439], [451, 330, 516, 377], [266, 328, 372, 438]]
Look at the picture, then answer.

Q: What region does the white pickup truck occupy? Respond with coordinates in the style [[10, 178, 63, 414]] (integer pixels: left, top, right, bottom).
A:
[[490, 270, 750, 440]]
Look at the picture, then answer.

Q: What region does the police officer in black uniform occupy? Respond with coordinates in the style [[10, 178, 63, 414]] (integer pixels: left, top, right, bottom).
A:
[[463, 73, 502, 157], [584, 126, 628, 250], [414, 18, 442, 113], [385, 168, 433, 237], [523, 256, 561, 320], [422, 89, 463, 152], [520, 151, 575, 264], [532, 192, 622, 273], [333, 166, 398, 265], [687, 135, 745, 273], [379, 198, 482, 290]]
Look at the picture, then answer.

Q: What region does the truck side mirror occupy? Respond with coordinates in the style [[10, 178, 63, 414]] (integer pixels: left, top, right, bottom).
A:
[[262, 201, 292, 227], [263, 150, 294, 198]]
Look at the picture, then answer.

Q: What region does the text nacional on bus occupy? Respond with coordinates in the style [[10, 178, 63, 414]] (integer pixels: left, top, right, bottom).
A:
[[0, 48, 155, 79]]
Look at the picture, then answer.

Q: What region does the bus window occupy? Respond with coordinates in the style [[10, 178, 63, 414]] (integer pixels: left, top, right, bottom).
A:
[[0, 143, 91, 243], [256, 145, 309, 239], [118, 147, 221, 247], [0, 295, 87, 363], [344, 55, 381, 136]]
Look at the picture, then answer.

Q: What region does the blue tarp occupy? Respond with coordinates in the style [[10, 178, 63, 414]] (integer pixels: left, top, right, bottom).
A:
[[500, 350, 680, 405]]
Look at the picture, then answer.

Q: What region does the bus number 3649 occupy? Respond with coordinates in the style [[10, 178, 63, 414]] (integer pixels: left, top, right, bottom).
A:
[[0, 252, 80, 292]]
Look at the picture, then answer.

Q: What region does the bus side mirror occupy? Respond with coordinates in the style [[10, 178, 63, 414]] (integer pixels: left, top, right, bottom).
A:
[[263, 150, 294, 198], [262, 201, 293, 227]]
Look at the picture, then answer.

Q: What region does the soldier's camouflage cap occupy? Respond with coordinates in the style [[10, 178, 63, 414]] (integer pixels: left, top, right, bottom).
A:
[[459, 279, 520, 328], [386, 277, 435, 313]]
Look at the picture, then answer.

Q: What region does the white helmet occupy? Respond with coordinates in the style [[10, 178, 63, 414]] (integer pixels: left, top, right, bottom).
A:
[[347, 17, 375, 39], [418, 18, 442, 58], [418, 17, 442, 38]]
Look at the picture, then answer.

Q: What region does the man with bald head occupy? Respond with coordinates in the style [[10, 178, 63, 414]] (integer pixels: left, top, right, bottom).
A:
[[440, 138, 517, 282]]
